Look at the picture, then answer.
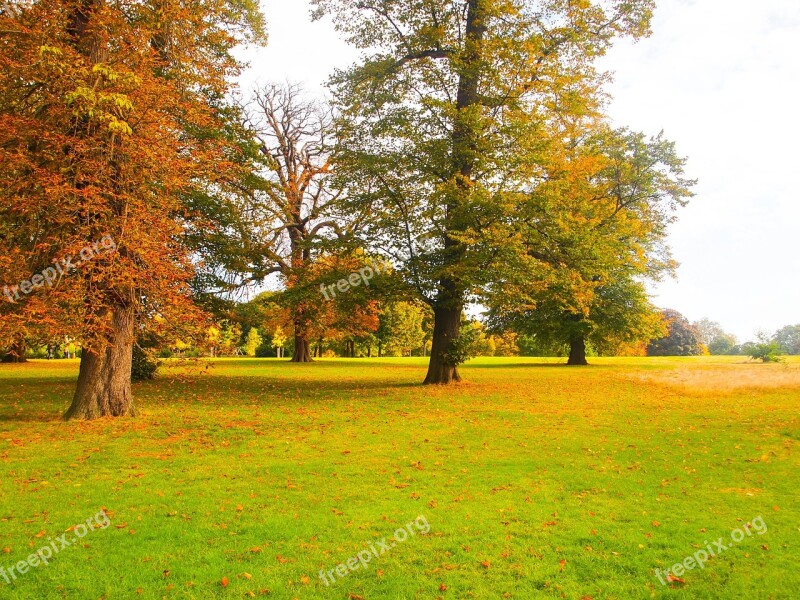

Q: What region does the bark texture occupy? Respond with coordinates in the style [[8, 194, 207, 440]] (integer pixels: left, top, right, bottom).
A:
[[424, 306, 462, 384], [64, 302, 136, 420], [291, 331, 313, 363]]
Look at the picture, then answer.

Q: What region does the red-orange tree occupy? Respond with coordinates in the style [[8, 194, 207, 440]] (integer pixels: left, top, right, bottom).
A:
[[0, 0, 264, 419]]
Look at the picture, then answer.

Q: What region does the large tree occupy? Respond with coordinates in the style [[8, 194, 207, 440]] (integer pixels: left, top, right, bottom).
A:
[[692, 318, 727, 347], [773, 324, 800, 355], [314, 0, 656, 383], [240, 83, 370, 362], [487, 121, 693, 365], [0, 0, 264, 418], [647, 309, 703, 357]]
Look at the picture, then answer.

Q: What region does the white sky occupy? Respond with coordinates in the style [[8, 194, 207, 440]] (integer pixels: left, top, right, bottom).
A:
[[239, 0, 800, 342]]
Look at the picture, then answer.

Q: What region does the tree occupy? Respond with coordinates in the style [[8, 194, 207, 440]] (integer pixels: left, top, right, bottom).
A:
[[692, 318, 727, 347], [376, 302, 428, 357], [315, 0, 656, 383], [0, 1, 265, 418], [272, 326, 288, 358], [647, 310, 703, 357], [749, 331, 784, 363], [486, 121, 690, 365], [774, 324, 800, 355], [241, 83, 365, 362], [708, 333, 737, 355], [244, 328, 262, 357]]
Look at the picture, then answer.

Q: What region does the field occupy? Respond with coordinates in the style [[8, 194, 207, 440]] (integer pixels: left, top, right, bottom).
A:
[[0, 357, 798, 599]]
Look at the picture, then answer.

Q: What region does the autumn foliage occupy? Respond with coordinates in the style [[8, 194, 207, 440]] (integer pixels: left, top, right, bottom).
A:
[[0, 0, 264, 417]]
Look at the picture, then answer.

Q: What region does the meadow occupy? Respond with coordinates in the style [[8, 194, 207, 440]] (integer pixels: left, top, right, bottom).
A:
[[0, 357, 798, 599]]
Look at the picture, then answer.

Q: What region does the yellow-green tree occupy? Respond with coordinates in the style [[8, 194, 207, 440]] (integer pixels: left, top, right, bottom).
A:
[[315, 0, 655, 383]]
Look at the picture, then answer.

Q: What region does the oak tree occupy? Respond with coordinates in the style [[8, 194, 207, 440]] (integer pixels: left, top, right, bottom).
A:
[[314, 0, 656, 383]]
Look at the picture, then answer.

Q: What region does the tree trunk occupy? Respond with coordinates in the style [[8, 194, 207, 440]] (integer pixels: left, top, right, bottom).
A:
[[291, 332, 313, 362], [1, 338, 27, 363], [64, 302, 136, 420], [568, 335, 588, 366], [424, 306, 462, 384], [423, 0, 485, 385]]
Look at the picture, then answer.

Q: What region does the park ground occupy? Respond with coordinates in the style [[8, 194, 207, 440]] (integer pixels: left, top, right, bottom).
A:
[[0, 356, 798, 599]]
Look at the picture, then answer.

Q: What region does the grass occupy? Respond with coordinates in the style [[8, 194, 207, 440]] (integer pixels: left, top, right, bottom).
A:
[[0, 356, 798, 599]]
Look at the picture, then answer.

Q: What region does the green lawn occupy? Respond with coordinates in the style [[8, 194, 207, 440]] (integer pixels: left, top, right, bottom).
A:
[[0, 357, 798, 599]]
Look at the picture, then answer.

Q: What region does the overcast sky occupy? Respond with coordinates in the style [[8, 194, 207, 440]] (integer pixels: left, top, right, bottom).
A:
[[239, 0, 800, 342]]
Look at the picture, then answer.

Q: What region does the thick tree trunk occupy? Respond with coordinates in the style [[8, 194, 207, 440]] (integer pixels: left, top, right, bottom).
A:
[[291, 332, 313, 363], [568, 335, 588, 366], [1, 339, 27, 363], [424, 306, 462, 384], [64, 302, 136, 420], [423, 0, 485, 385]]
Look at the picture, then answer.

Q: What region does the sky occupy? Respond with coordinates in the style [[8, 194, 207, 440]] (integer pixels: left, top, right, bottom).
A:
[[239, 0, 800, 342]]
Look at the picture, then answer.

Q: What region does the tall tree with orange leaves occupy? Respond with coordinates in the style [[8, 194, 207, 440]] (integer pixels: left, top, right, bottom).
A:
[[0, 0, 265, 418]]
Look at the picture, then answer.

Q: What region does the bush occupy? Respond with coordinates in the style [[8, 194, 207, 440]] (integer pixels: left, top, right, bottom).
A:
[[255, 338, 276, 358], [132, 345, 159, 382], [749, 341, 784, 363]]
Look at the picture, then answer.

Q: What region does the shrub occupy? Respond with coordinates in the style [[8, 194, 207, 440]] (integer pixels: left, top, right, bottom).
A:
[[749, 341, 784, 363], [132, 345, 159, 382]]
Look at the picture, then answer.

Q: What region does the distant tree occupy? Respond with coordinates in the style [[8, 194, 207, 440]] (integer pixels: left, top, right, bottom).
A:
[[489, 331, 520, 357], [647, 310, 703, 356], [518, 335, 567, 358], [272, 326, 288, 359], [242, 83, 368, 363], [749, 332, 784, 363], [708, 334, 737, 356], [693, 319, 727, 347], [244, 328, 262, 357], [491, 278, 667, 366], [376, 302, 428, 357], [774, 324, 800, 355], [485, 115, 691, 367]]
